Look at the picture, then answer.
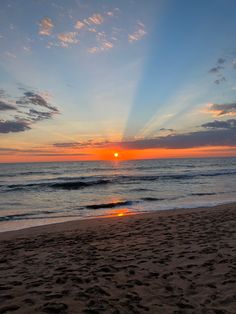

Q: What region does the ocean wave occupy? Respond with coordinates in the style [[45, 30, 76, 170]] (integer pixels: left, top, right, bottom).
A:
[[86, 200, 133, 209], [50, 179, 111, 190], [0, 171, 56, 178], [141, 197, 165, 201], [1, 169, 236, 192], [0, 213, 79, 222], [0, 210, 55, 221], [1, 178, 111, 191], [191, 192, 216, 196]]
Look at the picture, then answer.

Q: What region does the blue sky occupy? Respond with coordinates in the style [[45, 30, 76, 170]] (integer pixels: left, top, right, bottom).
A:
[[0, 0, 236, 161]]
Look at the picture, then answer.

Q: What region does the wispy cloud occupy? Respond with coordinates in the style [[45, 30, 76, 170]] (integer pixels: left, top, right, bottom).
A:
[[57, 32, 79, 47], [38, 9, 147, 53], [214, 76, 226, 85], [232, 59, 236, 69], [128, 23, 146, 43], [217, 58, 226, 64], [52, 140, 101, 149], [26, 109, 56, 122], [159, 128, 174, 132], [209, 57, 226, 73], [208, 65, 224, 74], [88, 31, 114, 53], [208, 57, 227, 84], [16, 91, 59, 112], [86, 14, 103, 25], [0, 147, 90, 157], [74, 20, 85, 30], [39, 17, 54, 36], [0, 89, 60, 133], [208, 55, 236, 84], [107, 12, 114, 17], [31, 152, 90, 157], [53, 142, 79, 148], [5, 51, 16, 58], [88, 47, 99, 54]]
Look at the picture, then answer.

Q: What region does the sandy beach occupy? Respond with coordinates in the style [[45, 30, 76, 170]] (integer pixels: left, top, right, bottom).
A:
[[0, 203, 236, 314]]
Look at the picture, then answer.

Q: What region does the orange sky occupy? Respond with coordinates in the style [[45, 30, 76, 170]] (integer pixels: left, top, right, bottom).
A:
[[0, 146, 235, 163]]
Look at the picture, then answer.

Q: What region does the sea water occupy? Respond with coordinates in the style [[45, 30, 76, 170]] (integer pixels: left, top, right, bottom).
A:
[[0, 157, 236, 232]]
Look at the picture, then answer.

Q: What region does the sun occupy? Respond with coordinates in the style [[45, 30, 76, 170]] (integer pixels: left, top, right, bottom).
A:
[[114, 152, 119, 158]]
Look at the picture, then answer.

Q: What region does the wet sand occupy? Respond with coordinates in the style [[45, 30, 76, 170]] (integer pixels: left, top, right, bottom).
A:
[[0, 203, 236, 313]]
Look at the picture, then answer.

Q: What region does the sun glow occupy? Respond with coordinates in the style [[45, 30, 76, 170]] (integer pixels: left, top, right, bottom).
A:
[[114, 152, 119, 158]]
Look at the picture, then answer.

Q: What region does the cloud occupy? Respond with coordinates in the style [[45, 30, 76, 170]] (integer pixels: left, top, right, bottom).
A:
[[209, 58, 226, 73], [119, 128, 236, 150], [39, 17, 54, 36], [88, 47, 100, 54], [217, 58, 226, 64], [5, 51, 16, 58], [208, 57, 227, 84], [52, 140, 107, 149], [57, 32, 79, 47], [26, 109, 55, 122], [232, 59, 236, 69], [37, 9, 147, 54], [0, 146, 90, 157], [214, 76, 226, 85], [51, 120, 236, 151], [208, 65, 224, 74], [206, 103, 236, 116], [202, 119, 236, 129], [128, 23, 146, 43], [0, 120, 30, 133], [88, 32, 114, 53], [0, 101, 16, 111], [31, 153, 90, 157], [74, 20, 85, 30], [53, 142, 79, 148], [0, 89, 60, 133], [101, 41, 113, 49], [159, 128, 174, 132], [87, 14, 103, 25], [0, 89, 6, 97], [16, 91, 59, 112]]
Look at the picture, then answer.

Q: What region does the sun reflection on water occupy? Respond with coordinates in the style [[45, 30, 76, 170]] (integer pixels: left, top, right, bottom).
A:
[[102, 207, 136, 218]]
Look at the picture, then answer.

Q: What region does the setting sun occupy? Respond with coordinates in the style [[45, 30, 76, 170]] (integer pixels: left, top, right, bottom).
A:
[[114, 152, 119, 158]]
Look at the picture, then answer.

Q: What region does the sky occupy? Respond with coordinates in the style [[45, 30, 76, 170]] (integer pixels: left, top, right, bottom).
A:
[[0, 0, 236, 162]]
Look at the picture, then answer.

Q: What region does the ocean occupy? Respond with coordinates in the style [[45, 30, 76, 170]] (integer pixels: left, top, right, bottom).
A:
[[0, 157, 236, 232]]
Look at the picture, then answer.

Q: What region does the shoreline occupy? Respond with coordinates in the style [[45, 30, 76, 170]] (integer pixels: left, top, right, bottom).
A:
[[1, 201, 236, 240]]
